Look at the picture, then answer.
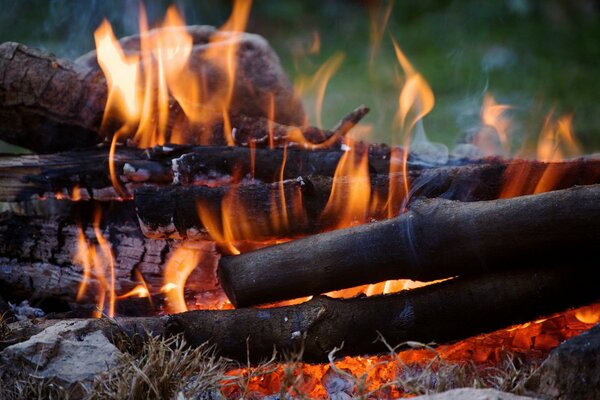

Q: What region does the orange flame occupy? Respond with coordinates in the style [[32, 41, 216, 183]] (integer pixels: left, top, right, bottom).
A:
[[161, 248, 201, 313], [74, 209, 117, 318], [392, 38, 435, 204], [295, 52, 345, 128], [500, 112, 581, 198], [476, 94, 512, 156], [368, 0, 394, 68], [117, 270, 151, 300], [321, 139, 371, 229]]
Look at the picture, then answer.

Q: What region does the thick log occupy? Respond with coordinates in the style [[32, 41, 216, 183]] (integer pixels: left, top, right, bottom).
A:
[[0, 211, 221, 306], [218, 184, 600, 307], [0, 42, 365, 153], [73, 264, 600, 362]]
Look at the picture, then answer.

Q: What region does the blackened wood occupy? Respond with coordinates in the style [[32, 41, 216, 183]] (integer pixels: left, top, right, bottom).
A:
[[136, 158, 600, 241], [111, 264, 599, 362], [218, 185, 600, 307]]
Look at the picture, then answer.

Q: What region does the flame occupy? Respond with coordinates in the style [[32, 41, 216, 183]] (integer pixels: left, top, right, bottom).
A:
[[500, 112, 581, 198], [94, 20, 140, 123], [392, 38, 435, 205], [73, 209, 117, 318], [161, 247, 202, 313], [476, 94, 512, 156], [295, 52, 345, 128], [95, 3, 254, 194], [368, 0, 394, 68], [117, 270, 151, 300], [321, 139, 371, 228]]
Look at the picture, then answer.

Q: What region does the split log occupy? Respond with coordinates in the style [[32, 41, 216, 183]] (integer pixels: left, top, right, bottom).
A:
[[218, 184, 600, 307], [0, 41, 366, 153], [0, 211, 221, 306], [84, 264, 600, 362]]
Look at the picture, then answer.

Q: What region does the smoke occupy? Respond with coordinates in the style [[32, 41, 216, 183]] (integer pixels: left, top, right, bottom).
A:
[[0, 0, 229, 60]]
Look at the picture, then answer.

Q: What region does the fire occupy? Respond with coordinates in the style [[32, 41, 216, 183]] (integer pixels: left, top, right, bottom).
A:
[[476, 94, 512, 156], [500, 111, 582, 199], [161, 247, 202, 313], [295, 52, 345, 128], [392, 38, 435, 204], [73, 209, 117, 318], [117, 270, 151, 300], [321, 138, 371, 229]]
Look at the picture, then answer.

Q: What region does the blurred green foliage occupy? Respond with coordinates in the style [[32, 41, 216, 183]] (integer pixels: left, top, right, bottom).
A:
[[0, 0, 598, 151]]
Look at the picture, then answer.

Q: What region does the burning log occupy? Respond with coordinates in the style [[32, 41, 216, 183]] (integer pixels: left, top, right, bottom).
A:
[[135, 158, 600, 240], [0, 41, 367, 153], [218, 184, 600, 307], [0, 211, 220, 305], [96, 264, 598, 362]]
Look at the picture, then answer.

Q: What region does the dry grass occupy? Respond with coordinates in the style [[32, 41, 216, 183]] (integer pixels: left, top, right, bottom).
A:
[[0, 312, 10, 341], [89, 333, 228, 400]]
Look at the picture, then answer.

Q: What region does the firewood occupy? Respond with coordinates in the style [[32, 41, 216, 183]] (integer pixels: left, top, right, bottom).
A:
[[99, 264, 599, 362], [0, 42, 367, 153], [136, 158, 600, 241], [218, 184, 600, 307], [0, 211, 220, 303]]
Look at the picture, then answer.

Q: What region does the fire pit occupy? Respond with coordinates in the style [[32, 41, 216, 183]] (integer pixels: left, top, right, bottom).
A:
[[0, 1, 599, 399]]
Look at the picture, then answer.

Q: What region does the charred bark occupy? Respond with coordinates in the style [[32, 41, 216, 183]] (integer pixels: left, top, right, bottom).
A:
[[218, 184, 600, 307], [0, 211, 221, 306], [96, 264, 599, 362], [136, 158, 600, 241]]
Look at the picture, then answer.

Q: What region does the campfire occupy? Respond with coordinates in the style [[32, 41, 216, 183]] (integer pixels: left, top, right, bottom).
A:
[[0, 1, 599, 399]]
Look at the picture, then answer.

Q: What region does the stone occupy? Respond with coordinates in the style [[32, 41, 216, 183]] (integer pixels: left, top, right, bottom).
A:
[[525, 323, 600, 400], [76, 25, 305, 126], [0, 319, 121, 387], [412, 388, 538, 399]]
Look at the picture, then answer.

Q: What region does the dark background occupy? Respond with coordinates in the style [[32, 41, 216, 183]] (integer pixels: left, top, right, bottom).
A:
[[1, 0, 598, 152]]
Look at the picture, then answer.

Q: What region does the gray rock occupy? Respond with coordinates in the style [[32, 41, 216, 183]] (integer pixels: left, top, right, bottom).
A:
[[412, 388, 538, 399], [525, 323, 600, 400], [0, 319, 121, 387], [76, 25, 305, 126]]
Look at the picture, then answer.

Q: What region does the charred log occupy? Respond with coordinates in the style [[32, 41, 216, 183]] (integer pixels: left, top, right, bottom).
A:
[[136, 158, 600, 241], [0, 211, 220, 306], [218, 184, 600, 307], [86, 264, 600, 362]]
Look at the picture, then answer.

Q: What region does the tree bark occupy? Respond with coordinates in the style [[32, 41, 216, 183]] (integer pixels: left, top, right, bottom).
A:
[[218, 184, 600, 307], [96, 264, 600, 362]]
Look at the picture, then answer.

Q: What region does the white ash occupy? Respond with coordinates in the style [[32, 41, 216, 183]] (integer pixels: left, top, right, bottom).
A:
[[9, 300, 45, 321]]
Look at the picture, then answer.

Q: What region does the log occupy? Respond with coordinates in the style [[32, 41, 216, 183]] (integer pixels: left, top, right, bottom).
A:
[[218, 184, 600, 307], [0, 42, 366, 152], [0, 211, 221, 306], [75, 264, 600, 362], [136, 158, 600, 240], [0, 143, 397, 201]]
